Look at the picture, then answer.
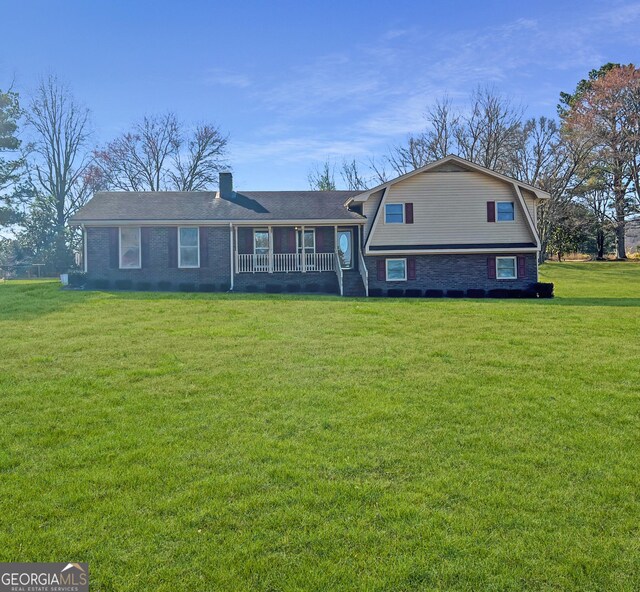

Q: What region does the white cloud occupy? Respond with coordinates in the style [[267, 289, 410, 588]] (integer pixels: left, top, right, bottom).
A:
[[203, 69, 251, 88]]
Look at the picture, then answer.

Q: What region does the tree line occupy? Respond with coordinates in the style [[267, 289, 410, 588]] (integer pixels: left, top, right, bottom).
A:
[[0, 76, 228, 274], [308, 64, 640, 261], [1, 64, 638, 274]]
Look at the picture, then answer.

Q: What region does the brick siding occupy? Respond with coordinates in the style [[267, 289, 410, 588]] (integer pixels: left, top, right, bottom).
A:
[[86, 226, 231, 288], [365, 253, 538, 292]]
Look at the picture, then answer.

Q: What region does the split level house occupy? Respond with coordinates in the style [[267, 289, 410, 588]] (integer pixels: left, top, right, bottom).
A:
[[70, 155, 550, 297]]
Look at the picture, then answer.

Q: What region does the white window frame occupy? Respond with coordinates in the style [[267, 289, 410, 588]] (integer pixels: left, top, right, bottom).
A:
[[496, 201, 515, 223], [496, 256, 517, 280], [178, 226, 200, 269], [119, 226, 141, 269], [296, 228, 316, 253], [386, 258, 407, 282], [253, 228, 270, 255], [384, 203, 405, 224]]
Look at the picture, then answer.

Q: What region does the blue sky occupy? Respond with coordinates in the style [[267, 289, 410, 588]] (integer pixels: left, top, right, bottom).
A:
[[3, 0, 640, 190]]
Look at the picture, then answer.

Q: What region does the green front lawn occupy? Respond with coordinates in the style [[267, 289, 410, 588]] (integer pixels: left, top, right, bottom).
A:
[[1, 262, 639, 591]]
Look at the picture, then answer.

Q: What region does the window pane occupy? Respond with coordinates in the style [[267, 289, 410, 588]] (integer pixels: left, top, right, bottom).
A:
[[254, 231, 269, 253], [497, 202, 515, 221], [304, 230, 315, 250], [180, 227, 199, 247], [387, 259, 406, 280], [120, 227, 140, 268], [497, 258, 516, 278], [385, 204, 404, 223], [180, 246, 199, 267]]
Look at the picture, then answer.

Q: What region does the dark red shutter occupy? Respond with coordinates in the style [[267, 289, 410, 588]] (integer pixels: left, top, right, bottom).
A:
[[273, 228, 282, 253], [487, 256, 496, 279], [287, 228, 296, 253], [377, 259, 385, 280], [517, 255, 526, 279], [487, 201, 496, 223], [405, 203, 414, 224], [141, 227, 150, 268], [109, 227, 119, 269], [407, 257, 416, 280], [199, 227, 209, 268], [168, 227, 178, 268], [316, 228, 325, 252]]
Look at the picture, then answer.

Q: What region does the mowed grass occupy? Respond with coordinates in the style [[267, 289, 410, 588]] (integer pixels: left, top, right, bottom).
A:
[[0, 262, 639, 591]]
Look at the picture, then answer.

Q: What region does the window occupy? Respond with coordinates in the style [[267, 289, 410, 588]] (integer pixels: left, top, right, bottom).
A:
[[496, 256, 517, 279], [253, 229, 270, 254], [119, 227, 141, 269], [296, 229, 315, 253], [386, 258, 407, 281], [496, 201, 515, 222], [179, 227, 200, 268], [385, 203, 404, 224]]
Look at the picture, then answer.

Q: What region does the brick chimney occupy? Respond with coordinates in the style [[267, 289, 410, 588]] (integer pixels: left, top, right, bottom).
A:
[[219, 172, 234, 200]]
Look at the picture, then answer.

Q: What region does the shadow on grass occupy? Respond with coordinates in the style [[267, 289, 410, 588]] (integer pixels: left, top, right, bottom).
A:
[[1, 280, 639, 323]]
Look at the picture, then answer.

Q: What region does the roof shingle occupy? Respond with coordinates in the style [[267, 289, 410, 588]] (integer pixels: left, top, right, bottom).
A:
[[70, 191, 365, 223]]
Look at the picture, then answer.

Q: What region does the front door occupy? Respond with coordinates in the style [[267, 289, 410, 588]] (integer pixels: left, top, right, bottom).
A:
[[337, 229, 353, 269]]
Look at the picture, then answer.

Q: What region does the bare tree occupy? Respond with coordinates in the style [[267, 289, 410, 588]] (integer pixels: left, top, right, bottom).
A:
[[95, 113, 228, 191], [340, 159, 369, 191], [455, 86, 523, 172], [170, 124, 228, 191], [25, 76, 93, 270], [423, 96, 459, 161]]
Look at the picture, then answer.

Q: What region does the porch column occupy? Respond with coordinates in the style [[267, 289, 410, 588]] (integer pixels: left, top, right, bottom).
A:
[[301, 225, 306, 272], [234, 225, 239, 273], [268, 226, 273, 273]]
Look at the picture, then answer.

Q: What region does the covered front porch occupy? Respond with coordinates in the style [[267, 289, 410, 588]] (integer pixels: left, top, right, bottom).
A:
[[234, 225, 357, 274]]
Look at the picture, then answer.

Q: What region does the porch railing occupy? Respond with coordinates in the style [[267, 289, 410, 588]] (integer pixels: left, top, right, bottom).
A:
[[237, 252, 335, 273], [335, 252, 343, 296], [358, 249, 369, 297]]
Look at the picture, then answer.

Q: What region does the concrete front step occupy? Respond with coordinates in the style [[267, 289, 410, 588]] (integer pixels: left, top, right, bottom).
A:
[[342, 271, 366, 297]]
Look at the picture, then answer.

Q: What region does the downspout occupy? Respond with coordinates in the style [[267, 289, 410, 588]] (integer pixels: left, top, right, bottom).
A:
[[229, 223, 234, 291], [82, 224, 88, 273]]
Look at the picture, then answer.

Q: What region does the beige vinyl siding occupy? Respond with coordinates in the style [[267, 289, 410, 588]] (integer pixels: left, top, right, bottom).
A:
[[369, 171, 535, 247], [521, 188, 538, 221], [362, 189, 384, 241]]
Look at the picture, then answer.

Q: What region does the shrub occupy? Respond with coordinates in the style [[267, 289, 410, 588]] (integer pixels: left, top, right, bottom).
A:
[[467, 288, 485, 298], [488, 288, 509, 298], [446, 290, 464, 298], [199, 283, 216, 293], [178, 282, 196, 293], [387, 288, 404, 297], [265, 283, 283, 294], [522, 289, 538, 299], [405, 288, 422, 297], [157, 281, 173, 291], [219, 282, 231, 292], [135, 281, 152, 291], [90, 278, 109, 290], [68, 272, 87, 288], [506, 289, 523, 299], [114, 279, 133, 290], [286, 283, 301, 293], [534, 282, 554, 298], [424, 289, 443, 298], [369, 288, 383, 297], [304, 283, 319, 293], [245, 284, 258, 293]]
